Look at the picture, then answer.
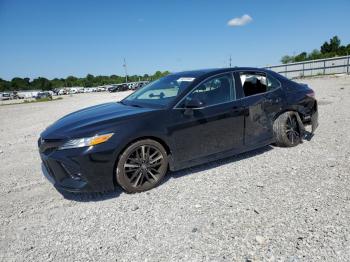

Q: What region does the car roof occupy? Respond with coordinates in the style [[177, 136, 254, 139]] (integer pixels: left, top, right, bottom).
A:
[[172, 67, 272, 79]]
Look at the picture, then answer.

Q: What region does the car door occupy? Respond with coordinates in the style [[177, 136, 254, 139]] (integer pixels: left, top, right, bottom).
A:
[[237, 71, 284, 146], [168, 73, 245, 164]]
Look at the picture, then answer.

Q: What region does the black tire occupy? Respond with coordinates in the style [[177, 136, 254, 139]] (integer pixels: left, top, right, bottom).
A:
[[273, 111, 301, 147], [116, 139, 168, 193]]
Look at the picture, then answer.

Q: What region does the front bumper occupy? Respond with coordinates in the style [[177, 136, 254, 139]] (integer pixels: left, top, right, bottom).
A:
[[311, 108, 318, 133], [39, 139, 120, 193], [301, 99, 318, 134]]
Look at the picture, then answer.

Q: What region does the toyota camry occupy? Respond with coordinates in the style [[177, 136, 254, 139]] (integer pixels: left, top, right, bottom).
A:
[[38, 68, 318, 193]]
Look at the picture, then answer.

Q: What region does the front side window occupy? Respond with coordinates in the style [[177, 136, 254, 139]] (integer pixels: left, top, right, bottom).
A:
[[180, 73, 235, 107], [240, 72, 267, 97]]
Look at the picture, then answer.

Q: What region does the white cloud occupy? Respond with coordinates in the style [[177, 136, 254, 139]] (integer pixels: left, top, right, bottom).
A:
[[227, 14, 253, 27]]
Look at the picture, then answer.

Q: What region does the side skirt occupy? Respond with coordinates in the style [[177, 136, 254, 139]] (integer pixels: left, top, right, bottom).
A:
[[169, 139, 275, 172]]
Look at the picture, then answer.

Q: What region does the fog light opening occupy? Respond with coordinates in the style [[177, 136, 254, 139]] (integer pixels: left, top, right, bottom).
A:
[[70, 173, 82, 181]]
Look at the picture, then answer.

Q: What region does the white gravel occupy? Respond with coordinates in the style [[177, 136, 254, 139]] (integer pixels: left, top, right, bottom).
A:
[[0, 75, 349, 261]]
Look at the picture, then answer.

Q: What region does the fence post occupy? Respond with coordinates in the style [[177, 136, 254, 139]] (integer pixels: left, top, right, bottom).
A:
[[302, 63, 305, 77], [285, 65, 287, 77], [323, 60, 326, 75], [347, 56, 350, 75]]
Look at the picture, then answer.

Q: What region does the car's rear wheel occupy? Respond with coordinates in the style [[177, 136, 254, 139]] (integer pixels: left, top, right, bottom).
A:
[[273, 111, 301, 147], [116, 139, 168, 193]]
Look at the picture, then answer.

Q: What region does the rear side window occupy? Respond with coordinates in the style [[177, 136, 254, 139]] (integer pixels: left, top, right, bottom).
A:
[[267, 75, 281, 91], [240, 72, 267, 97]]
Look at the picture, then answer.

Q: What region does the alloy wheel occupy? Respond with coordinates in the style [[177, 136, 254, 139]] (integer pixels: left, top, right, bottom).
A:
[[123, 145, 165, 188], [286, 115, 300, 144]]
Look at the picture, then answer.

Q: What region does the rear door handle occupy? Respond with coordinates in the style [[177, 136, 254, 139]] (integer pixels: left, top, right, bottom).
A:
[[232, 106, 249, 116], [266, 97, 281, 103], [232, 106, 244, 111]]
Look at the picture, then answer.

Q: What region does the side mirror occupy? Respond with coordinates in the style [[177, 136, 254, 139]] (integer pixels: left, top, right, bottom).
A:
[[184, 98, 204, 109], [183, 98, 204, 116]]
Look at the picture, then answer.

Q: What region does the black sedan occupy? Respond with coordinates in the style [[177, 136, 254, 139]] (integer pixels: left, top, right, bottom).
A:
[[38, 68, 318, 193], [109, 84, 129, 92], [35, 91, 52, 100]]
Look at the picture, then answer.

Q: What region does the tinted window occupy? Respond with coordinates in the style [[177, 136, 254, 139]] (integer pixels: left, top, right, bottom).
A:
[[240, 72, 267, 97], [181, 73, 235, 107]]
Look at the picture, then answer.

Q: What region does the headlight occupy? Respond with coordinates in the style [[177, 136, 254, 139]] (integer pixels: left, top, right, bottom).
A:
[[58, 133, 114, 150]]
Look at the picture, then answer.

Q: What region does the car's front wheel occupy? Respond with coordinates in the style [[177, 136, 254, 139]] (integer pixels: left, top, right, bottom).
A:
[[116, 139, 168, 193]]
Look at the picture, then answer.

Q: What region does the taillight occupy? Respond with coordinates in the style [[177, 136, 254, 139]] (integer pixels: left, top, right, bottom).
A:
[[306, 89, 315, 98]]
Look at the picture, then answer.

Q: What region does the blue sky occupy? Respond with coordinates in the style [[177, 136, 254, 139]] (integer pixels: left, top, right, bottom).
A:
[[0, 0, 349, 80]]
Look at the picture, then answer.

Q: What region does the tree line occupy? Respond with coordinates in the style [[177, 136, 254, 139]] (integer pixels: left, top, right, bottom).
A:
[[281, 36, 350, 64], [0, 71, 170, 92]]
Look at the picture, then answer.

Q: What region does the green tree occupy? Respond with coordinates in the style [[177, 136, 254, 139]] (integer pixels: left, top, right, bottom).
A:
[[84, 74, 95, 87], [51, 78, 65, 89], [281, 55, 294, 64], [143, 74, 149, 81], [66, 76, 78, 87], [31, 77, 52, 90], [0, 70, 173, 91], [0, 78, 11, 92], [282, 35, 348, 64], [321, 36, 341, 54], [161, 71, 170, 77], [320, 41, 331, 54], [308, 49, 321, 60], [11, 77, 30, 90], [294, 52, 307, 62], [329, 36, 341, 52]]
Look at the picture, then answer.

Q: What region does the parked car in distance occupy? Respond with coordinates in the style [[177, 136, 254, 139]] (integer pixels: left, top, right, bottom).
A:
[[35, 91, 52, 100], [68, 88, 78, 94], [107, 86, 114, 92], [0, 92, 12, 100], [97, 87, 106, 92], [109, 84, 129, 92], [39, 67, 318, 194], [12, 91, 25, 99], [127, 83, 137, 90], [83, 88, 93, 93], [130, 82, 148, 90], [57, 89, 64, 95]]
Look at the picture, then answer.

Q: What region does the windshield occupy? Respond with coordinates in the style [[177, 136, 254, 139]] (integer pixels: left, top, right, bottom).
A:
[[122, 74, 194, 108]]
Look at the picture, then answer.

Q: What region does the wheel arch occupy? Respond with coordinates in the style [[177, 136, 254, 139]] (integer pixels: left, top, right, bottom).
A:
[[272, 108, 305, 139], [112, 135, 172, 187], [273, 107, 304, 122]]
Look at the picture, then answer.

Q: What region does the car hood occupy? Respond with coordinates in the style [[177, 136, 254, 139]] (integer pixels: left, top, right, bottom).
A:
[[41, 102, 156, 139]]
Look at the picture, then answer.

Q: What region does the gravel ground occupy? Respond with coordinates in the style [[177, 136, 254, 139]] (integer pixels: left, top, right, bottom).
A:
[[0, 75, 349, 261]]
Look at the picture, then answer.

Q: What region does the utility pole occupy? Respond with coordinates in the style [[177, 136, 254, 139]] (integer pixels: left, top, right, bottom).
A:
[[123, 58, 128, 83], [229, 55, 232, 68], [347, 51, 349, 75]]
